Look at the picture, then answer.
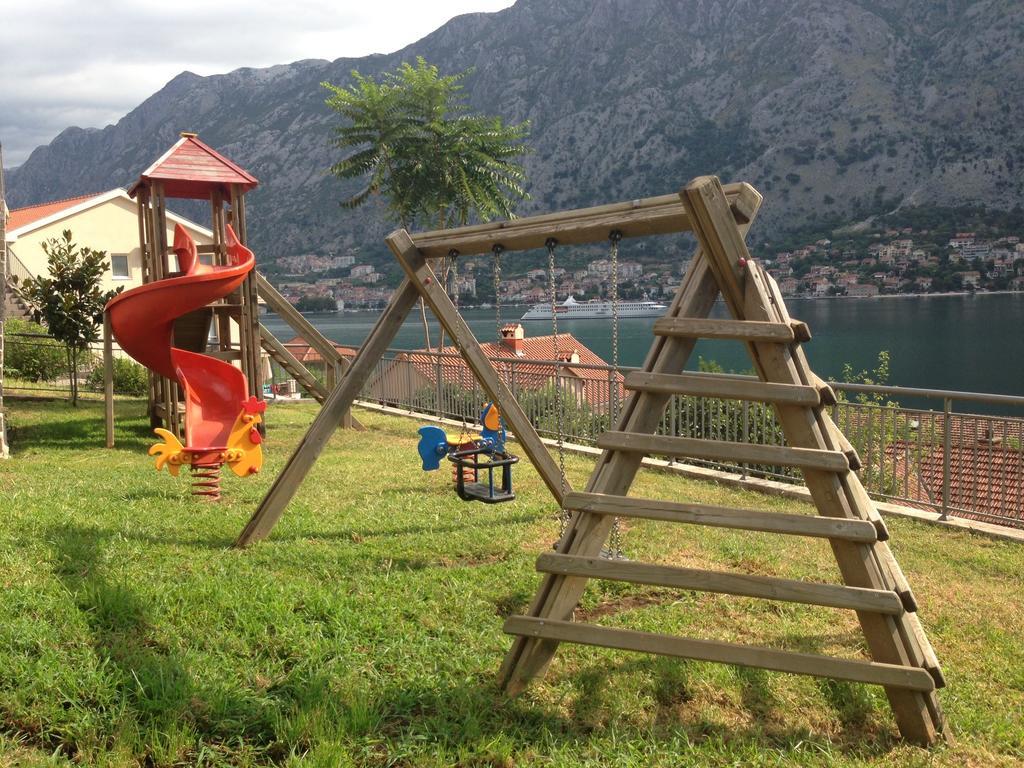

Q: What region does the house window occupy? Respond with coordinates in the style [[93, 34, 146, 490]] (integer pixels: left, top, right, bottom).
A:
[[199, 253, 215, 266], [111, 253, 130, 279]]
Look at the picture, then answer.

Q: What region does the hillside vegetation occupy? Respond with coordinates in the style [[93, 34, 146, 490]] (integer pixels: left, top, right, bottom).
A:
[[8, 0, 1024, 271]]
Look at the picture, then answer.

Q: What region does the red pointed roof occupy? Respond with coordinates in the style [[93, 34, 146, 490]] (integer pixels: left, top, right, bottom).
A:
[[129, 133, 258, 200], [7, 192, 101, 231]]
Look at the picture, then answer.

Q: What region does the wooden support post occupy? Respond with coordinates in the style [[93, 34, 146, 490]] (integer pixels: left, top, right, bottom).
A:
[[235, 275, 423, 547], [681, 176, 942, 744], [255, 273, 359, 430], [104, 312, 114, 448], [387, 229, 569, 506], [499, 185, 763, 694]]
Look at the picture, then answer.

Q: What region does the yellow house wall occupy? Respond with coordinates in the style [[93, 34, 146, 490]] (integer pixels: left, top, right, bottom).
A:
[[7, 194, 251, 359], [8, 194, 213, 294]]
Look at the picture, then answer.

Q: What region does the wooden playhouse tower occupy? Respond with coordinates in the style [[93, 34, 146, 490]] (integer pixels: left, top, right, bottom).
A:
[[128, 132, 264, 435]]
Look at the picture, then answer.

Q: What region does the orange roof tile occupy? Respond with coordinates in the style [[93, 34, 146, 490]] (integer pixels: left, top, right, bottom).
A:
[[130, 134, 258, 200], [399, 332, 625, 411], [6, 192, 101, 231], [282, 336, 357, 364], [885, 440, 1024, 526]]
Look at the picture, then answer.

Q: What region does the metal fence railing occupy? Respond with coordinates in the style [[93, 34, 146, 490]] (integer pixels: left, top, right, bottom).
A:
[[8, 334, 1023, 530], [2, 332, 109, 399], [334, 348, 1024, 531]]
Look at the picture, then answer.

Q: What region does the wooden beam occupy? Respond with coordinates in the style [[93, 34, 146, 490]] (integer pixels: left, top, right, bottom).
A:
[[256, 272, 356, 429], [536, 553, 904, 614], [235, 276, 422, 547], [684, 176, 942, 743], [652, 316, 801, 343], [259, 326, 329, 402], [504, 617, 935, 692], [757, 265, 944, 693], [387, 229, 569, 506], [499, 182, 765, 695], [624, 371, 821, 406], [103, 312, 114, 448], [596, 431, 850, 472], [562, 492, 878, 542], [410, 183, 755, 258]]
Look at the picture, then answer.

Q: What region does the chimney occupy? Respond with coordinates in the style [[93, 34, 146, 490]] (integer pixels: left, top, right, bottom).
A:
[[500, 322, 525, 355], [557, 348, 580, 364]]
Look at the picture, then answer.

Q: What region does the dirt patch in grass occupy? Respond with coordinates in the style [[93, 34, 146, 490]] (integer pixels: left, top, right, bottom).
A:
[[575, 589, 681, 620]]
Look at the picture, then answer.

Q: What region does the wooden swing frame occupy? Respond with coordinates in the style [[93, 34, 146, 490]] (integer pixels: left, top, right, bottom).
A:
[[234, 177, 946, 745]]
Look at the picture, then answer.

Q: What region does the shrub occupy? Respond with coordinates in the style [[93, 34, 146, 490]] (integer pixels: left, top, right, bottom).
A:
[[4, 318, 66, 381], [87, 356, 149, 396]]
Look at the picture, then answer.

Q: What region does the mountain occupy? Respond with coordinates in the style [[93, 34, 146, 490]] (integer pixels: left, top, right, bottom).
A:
[[8, 0, 1024, 269]]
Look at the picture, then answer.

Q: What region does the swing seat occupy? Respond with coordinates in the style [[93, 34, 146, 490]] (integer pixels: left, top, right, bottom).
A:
[[449, 446, 519, 503]]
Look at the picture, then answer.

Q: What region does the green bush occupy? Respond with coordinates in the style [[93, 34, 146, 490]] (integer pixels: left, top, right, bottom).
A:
[[4, 318, 66, 381], [87, 356, 149, 396]]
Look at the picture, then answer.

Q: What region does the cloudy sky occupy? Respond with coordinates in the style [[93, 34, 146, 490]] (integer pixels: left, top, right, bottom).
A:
[[0, 0, 515, 167]]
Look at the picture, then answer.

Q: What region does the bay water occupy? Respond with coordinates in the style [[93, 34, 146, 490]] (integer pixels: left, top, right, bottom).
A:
[[264, 293, 1024, 407]]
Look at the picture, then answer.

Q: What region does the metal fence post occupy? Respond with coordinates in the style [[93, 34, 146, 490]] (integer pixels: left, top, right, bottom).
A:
[[406, 358, 414, 413], [941, 397, 952, 520], [435, 351, 442, 418], [741, 400, 749, 479]]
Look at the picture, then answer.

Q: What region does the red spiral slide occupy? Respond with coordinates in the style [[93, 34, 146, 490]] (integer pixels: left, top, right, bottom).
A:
[[106, 223, 264, 485]]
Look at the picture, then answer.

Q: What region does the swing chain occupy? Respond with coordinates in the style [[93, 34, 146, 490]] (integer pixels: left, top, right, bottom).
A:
[[546, 237, 571, 538], [608, 229, 624, 559], [448, 249, 460, 313], [609, 229, 622, 409], [492, 244, 504, 337]]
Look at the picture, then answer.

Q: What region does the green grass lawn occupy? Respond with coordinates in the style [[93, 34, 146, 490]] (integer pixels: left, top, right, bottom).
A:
[[1, 398, 1022, 767]]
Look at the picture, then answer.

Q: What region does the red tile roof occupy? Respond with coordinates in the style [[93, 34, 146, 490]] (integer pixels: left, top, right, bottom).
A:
[[130, 134, 258, 200], [6, 192, 101, 231], [885, 440, 1024, 526], [399, 332, 625, 411], [282, 336, 357, 364]]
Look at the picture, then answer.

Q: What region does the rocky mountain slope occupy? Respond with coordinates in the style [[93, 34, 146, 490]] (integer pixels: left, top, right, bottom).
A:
[[8, 0, 1023, 267]]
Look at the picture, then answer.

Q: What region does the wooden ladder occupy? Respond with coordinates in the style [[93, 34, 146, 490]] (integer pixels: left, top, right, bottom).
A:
[[500, 177, 947, 744], [260, 326, 329, 403]]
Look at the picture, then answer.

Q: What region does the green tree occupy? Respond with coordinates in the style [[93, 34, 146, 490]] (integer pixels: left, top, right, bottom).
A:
[[324, 58, 531, 348], [15, 230, 120, 405], [3, 317, 65, 382], [295, 295, 337, 313], [324, 58, 530, 228]]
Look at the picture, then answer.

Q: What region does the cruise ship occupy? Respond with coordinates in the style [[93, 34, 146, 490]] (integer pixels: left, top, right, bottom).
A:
[[520, 295, 668, 321]]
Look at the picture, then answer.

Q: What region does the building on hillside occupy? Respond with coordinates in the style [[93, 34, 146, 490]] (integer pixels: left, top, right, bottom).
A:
[[4, 188, 214, 298], [847, 283, 880, 298], [364, 323, 625, 414], [777, 277, 799, 296], [961, 271, 981, 288]]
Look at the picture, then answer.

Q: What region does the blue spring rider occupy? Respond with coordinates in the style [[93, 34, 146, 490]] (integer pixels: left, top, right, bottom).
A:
[[417, 403, 519, 503]]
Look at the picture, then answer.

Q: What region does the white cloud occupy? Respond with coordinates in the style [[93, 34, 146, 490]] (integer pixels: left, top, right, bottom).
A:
[[0, 0, 515, 166]]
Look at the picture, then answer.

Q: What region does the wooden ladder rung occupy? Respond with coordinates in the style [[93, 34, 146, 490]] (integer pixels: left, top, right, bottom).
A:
[[625, 371, 821, 406], [503, 616, 936, 692], [562, 492, 879, 542], [652, 317, 810, 343], [536, 553, 904, 614], [597, 431, 850, 472]]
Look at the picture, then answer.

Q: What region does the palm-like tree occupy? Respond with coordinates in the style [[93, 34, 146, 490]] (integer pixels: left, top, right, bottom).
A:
[[324, 59, 531, 349]]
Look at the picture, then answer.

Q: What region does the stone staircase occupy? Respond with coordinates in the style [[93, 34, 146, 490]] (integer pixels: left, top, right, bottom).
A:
[[4, 283, 32, 321]]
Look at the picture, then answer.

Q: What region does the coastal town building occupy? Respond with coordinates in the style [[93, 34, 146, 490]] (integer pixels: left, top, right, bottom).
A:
[[4, 189, 214, 296], [364, 323, 625, 413]]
